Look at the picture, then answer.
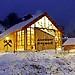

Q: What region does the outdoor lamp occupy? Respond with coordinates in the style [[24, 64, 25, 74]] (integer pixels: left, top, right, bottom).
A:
[[6, 37, 9, 41]]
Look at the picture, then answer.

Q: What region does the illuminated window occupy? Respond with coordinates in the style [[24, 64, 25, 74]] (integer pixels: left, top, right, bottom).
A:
[[27, 27, 35, 50], [17, 30, 24, 51], [55, 31, 62, 50], [27, 28, 30, 48], [31, 24, 34, 28]]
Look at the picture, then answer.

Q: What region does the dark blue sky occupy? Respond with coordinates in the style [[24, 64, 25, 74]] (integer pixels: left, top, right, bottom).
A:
[[0, 0, 75, 32]]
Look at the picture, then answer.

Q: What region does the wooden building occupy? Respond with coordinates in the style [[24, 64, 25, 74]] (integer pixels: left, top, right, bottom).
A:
[[63, 38, 75, 50], [0, 12, 63, 52]]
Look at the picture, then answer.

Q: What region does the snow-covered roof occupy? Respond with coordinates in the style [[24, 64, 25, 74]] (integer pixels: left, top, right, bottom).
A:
[[63, 38, 75, 46], [0, 12, 43, 39]]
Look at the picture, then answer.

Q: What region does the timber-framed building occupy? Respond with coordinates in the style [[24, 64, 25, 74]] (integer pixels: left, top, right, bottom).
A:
[[0, 12, 63, 52]]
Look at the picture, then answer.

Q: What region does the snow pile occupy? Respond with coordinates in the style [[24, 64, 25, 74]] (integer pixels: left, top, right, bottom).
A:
[[0, 50, 75, 75]]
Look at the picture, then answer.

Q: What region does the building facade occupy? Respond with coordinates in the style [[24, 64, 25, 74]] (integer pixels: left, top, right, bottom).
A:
[[63, 38, 75, 50], [0, 12, 63, 52]]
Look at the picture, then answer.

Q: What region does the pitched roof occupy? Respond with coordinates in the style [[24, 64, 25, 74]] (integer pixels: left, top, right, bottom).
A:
[[63, 38, 75, 46], [0, 12, 63, 39]]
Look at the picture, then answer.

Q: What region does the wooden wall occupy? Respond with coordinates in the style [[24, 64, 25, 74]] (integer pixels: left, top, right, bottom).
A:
[[64, 45, 75, 50], [0, 32, 16, 52], [55, 30, 62, 50], [34, 28, 55, 51]]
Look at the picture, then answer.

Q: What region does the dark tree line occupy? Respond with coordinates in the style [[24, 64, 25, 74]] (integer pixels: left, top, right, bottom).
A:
[[60, 25, 75, 38], [0, 12, 23, 30]]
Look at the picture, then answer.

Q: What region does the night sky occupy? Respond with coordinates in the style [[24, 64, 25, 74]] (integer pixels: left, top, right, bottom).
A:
[[0, 0, 75, 32]]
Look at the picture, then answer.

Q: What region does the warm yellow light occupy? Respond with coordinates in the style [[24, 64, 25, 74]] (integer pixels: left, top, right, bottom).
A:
[[56, 47, 61, 50], [6, 37, 9, 40], [55, 36, 58, 39]]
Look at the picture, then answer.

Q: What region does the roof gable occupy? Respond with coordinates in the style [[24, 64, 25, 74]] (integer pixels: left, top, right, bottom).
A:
[[22, 12, 64, 34], [45, 13, 64, 33]]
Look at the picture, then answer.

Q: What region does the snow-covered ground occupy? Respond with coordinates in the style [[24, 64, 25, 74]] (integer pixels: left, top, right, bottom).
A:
[[0, 50, 75, 75]]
